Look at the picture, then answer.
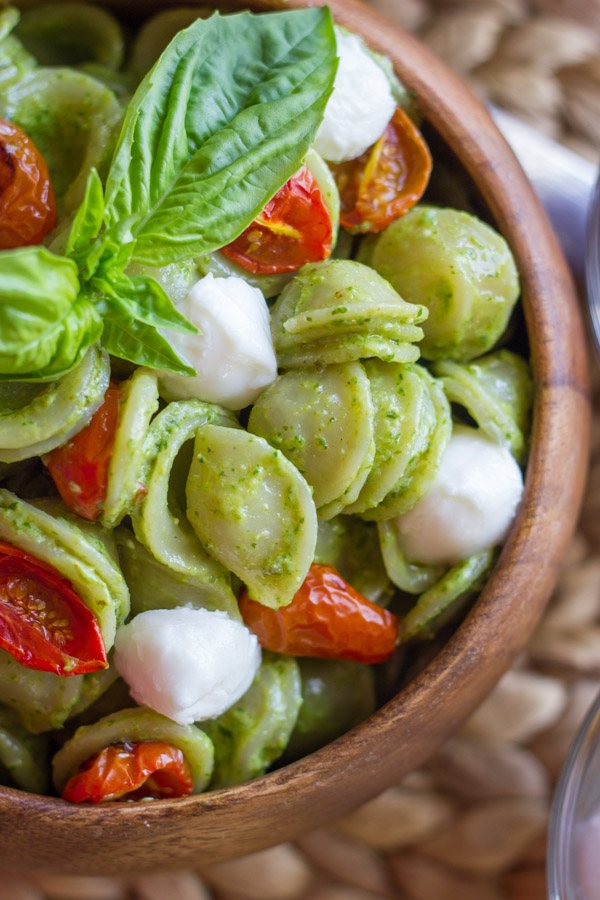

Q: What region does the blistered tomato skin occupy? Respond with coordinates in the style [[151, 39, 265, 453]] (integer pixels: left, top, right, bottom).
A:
[[221, 166, 333, 275], [45, 383, 122, 522], [332, 106, 432, 235], [0, 118, 57, 249], [61, 741, 194, 803], [240, 563, 399, 664], [0, 541, 107, 676]]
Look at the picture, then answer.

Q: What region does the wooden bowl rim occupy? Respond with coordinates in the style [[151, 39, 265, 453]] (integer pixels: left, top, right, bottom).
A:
[[0, 0, 590, 872]]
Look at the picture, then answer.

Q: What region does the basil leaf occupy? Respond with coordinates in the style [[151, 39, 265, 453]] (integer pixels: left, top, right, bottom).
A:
[[66, 167, 105, 278], [0, 246, 102, 381], [93, 271, 198, 335], [98, 298, 195, 375], [103, 8, 337, 267]]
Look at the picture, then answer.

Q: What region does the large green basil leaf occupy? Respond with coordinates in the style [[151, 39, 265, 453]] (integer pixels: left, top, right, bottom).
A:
[[97, 298, 195, 375], [94, 271, 198, 336], [103, 8, 337, 267], [0, 246, 102, 381], [66, 168, 105, 278]]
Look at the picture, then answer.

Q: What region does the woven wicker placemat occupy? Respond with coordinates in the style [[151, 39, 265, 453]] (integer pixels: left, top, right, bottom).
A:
[[4, 1, 600, 897]]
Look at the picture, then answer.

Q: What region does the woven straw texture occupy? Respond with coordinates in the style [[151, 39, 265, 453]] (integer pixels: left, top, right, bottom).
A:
[[3, 0, 600, 897]]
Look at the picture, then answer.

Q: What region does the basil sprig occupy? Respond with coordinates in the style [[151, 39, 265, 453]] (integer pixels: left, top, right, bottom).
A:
[[0, 8, 337, 381]]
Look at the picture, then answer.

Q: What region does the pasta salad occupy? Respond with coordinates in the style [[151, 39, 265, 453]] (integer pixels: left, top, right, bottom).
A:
[[0, 2, 530, 802]]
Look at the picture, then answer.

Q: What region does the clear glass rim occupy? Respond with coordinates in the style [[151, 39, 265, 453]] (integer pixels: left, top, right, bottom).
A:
[[547, 689, 600, 899], [585, 168, 600, 363]]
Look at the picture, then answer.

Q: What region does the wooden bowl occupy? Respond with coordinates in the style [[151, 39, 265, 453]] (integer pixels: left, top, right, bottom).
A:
[[2, 0, 589, 875]]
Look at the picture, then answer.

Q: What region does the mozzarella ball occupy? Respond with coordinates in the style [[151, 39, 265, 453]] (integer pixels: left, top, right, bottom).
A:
[[157, 273, 278, 410], [395, 425, 524, 565], [114, 608, 262, 725], [313, 29, 396, 164]]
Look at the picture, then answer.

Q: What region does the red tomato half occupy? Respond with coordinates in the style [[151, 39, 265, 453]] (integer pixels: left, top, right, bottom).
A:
[[331, 105, 432, 234], [62, 741, 194, 803], [0, 543, 107, 676], [45, 383, 121, 522], [221, 166, 333, 274], [240, 563, 399, 664], [0, 117, 57, 249]]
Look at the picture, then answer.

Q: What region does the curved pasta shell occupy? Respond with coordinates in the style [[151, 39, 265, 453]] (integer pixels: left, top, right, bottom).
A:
[[0, 8, 36, 91], [101, 367, 160, 529], [0, 345, 110, 464], [15, 3, 125, 69], [248, 362, 374, 513], [343, 361, 431, 515], [271, 259, 426, 368], [186, 427, 318, 608], [203, 652, 302, 789], [0, 490, 130, 651], [0, 67, 122, 212], [0, 649, 84, 734], [402, 548, 496, 641], [52, 707, 214, 794], [117, 529, 241, 621], [314, 517, 393, 606], [282, 658, 376, 762], [377, 519, 445, 594], [128, 7, 213, 78], [361, 369, 452, 521], [0, 704, 48, 793], [361, 205, 520, 362], [433, 349, 532, 463], [131, 401, 237, 607]]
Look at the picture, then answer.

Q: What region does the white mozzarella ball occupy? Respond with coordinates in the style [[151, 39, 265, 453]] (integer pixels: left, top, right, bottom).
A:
[[313, 29, 396, 164], [157, 272, 278, 410], [395, 425, 524, 566], [114, 608, 262, 725]]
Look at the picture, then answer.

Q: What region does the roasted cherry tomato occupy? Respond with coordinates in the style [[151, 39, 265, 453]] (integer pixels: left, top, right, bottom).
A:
[[0, 117, 57, 249], [0, 542, 107, 676], [45, 383, 121, 522], [62, 741, 194, 803], [331, 106, 432, 234], [240, 563, 399, 664], [221, 166, 333, 274]]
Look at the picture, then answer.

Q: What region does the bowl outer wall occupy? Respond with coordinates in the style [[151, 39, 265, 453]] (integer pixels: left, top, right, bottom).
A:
[[1, 0, 590, 874]]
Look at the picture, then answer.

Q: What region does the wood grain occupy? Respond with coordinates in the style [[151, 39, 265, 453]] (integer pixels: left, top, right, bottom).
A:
[[3, 0, 590, 874]]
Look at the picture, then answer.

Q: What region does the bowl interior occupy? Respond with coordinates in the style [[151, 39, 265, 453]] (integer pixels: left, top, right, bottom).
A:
[[0, 0, 590, 875]]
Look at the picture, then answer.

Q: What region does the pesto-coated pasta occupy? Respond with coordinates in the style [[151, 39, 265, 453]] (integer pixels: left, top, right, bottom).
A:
[[0, 7, 35, 90], [360, 367, 452, 521], [0, 66, 122, 212], [52, 707, 214, 794], [186, 426, 318, 608], [283, 658, 376, 761], [0, 650, 84, 734], [15, 4, 125, 69], [203, 652, 302, 789], [360, 206, 520, 362], [131, 401, 237, 604], [0, 346, 110, 464], [402, 548, 496, 640], [377, 519, 445, 594], [0, 705, 48, 793], [271, 259, 427, 369], [315, 517, 393, 606], [101, 367, 159, 528], [248, 361, 375, 516], [117, 530, 241, 621], [433, 349, 532, 463], [128, 7, 213, 78]]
